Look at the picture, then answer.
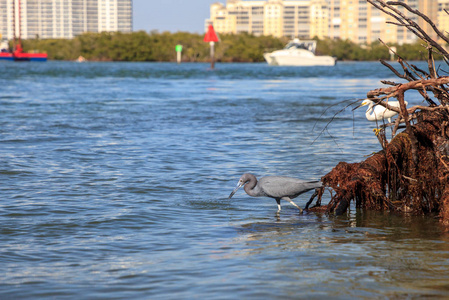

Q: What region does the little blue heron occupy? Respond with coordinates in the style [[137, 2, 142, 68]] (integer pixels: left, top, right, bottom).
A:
[[354, 99, 408, 123], [228, 173, 322, 213]]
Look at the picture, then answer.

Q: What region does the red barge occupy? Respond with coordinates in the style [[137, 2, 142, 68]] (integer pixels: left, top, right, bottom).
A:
[[0, 0, 47, 62], [0, 44, 47, 62]]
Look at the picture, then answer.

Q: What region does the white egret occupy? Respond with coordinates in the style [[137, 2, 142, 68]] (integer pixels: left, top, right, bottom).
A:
[[354, 99, 408, 123]]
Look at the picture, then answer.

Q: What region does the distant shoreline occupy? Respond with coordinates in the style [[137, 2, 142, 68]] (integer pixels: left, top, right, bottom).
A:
[[15, 31, 437, 62]]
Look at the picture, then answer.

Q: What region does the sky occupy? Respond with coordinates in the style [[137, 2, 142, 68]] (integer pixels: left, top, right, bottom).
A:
[[133, 0, 220, 34]]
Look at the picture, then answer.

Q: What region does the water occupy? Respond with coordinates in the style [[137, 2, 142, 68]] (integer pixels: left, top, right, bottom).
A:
[[1, 61, 448, 299]]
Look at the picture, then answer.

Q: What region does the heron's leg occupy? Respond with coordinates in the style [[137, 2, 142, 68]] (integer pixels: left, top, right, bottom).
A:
[[276, 198, 281, 212], [283, 197, 303, 213]]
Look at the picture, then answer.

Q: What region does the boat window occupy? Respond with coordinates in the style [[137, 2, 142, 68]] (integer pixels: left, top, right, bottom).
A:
[[284, 40, 317, 53]]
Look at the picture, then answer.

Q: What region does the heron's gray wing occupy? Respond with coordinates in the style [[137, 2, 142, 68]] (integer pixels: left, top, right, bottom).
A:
[[259, 176, 321, 199]]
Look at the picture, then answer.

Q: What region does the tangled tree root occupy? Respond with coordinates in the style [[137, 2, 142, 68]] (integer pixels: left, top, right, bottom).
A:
[[309, 111, 449, 227]]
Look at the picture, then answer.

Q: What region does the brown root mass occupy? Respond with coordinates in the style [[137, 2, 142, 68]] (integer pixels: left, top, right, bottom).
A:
[[315, 110, 449, 226]]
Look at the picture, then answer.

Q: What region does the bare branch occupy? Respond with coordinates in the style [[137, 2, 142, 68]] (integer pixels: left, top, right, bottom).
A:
[[386, 21, 408, 27], [428, 46, 437, 79], [411, 64, 431, 78], [398, 58, 421, 81], [367, 76, 449, 99], [311, 99, 359, 148], [387, 1, 449, 46], [381, 80, 401, 86], [407, 105, 446, 114], [379, 59, 407, 80], [379, 39, 425, 81]]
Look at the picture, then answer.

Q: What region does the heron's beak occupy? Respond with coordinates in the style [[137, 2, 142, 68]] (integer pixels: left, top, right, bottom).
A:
[[352, 103, 362, 111], [228, 182, 244, 199], [352, 101, 369, 111]]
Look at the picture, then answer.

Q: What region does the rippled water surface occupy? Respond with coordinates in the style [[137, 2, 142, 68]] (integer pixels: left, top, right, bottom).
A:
[[1, 61, 448, 299]]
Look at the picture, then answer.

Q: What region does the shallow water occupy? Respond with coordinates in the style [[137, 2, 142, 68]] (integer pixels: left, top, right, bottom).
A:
[[1, 61, 448, 299]]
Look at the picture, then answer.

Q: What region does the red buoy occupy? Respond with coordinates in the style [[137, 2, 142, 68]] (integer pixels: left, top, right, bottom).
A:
[[204, 24, 219, 69], [204, 25, 219, 43]]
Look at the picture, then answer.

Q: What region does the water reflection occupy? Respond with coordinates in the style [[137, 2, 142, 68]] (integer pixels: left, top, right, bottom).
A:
[[232, 210, 449, 298]]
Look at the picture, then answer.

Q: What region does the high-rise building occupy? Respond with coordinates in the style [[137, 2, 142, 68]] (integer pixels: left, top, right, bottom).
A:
[[0, 0, 132, 40], [72, 0, 100, 37], [98, 0, 132, 33], [328, 0, 437, 44], [208, 0, 329, 39], [207, 0, 441, 44]]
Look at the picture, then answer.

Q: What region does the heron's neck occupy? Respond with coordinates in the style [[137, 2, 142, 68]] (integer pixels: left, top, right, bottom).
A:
[[365, 104, 377, 121], [243, 176, 259, 197]]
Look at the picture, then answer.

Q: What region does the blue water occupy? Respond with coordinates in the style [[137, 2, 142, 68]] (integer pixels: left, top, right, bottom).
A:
[[1, 61, 448, 299]]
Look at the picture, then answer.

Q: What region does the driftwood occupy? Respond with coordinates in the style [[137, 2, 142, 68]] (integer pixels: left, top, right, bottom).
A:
[[309, 0, 449, 228]]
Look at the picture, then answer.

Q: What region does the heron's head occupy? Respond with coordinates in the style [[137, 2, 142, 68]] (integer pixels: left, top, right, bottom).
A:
[[353, 99, 373, 111], [228, 173, 251, 199]]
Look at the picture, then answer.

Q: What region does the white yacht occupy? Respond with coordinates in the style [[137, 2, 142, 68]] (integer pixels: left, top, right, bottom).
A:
[[264, 38, 336, 66]]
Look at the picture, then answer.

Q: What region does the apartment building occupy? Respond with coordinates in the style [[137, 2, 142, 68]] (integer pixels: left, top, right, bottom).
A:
[[209, 0, 329, 39], [207, 0, 441, 44], [0, 0, 132, 40], [98, 0, 132, 33], [328, 0, 437, 44]]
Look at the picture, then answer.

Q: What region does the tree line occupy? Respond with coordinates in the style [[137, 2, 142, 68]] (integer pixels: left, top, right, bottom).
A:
[[17, 31, 442, 62]]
